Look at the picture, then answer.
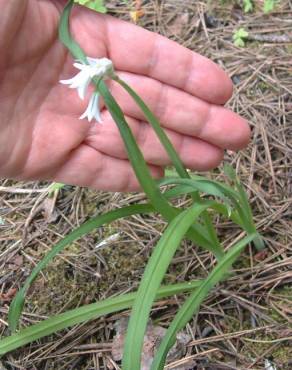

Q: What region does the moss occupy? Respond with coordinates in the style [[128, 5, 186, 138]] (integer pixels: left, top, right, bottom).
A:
[[285, 44, 292, 54], [233, 254, 251, 269], [99, 240, 146, 283], [27, 259, 98, 315], [27, 229, 149, 316], [274, 285, 292, 298], [242, 339, 291, 368], [272, 346, 292, 366], [258, 81, 270, 93], [221, 299, 292, 368]]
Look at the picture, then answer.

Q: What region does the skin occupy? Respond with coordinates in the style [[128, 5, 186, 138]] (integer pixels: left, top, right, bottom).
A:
[[0, 1, 250, 192]]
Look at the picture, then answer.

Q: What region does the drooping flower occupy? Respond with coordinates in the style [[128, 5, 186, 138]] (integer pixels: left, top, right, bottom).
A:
[[60, 57, 114, 100], [79, 92, 102, 123]]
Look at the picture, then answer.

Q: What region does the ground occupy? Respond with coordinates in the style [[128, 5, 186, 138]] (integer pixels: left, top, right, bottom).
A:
[[0, 1, 291, 369]]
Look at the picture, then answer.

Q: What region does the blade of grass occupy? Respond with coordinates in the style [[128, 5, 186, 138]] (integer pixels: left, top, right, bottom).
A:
[[0, 280, 201, 356], [236, 180, 264, 250], [123, 201, 217, 370], [150, 233, 256, 370], [224, 164, 264, 250]]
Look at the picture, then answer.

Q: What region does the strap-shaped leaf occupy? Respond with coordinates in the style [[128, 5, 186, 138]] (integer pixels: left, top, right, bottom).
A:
[[123, 201, 217, 370], [151, 233, 256, 370], [115, 78, 223, 257], [1, 280, 201, 356]]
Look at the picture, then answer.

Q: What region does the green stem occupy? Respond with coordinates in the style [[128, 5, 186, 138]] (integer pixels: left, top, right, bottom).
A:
[[59, 1, 87, 62]]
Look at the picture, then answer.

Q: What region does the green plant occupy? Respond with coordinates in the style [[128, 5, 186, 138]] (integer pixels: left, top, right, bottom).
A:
[[0, 1, 263, 368], [243, 0, 253, 13], [233, 27, 249, 47], [263, 0, 277, 13], [74, 0, 107, 13]]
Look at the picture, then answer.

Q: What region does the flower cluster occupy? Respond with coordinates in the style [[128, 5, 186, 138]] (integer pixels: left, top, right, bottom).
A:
[[60, 57, 115, 123]]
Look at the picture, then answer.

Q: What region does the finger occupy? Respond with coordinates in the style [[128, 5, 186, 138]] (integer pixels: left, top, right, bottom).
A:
[[105, 72, 250, 151], [70, 9, 233, 104], [85, 112, 224, 171], [50, 144, 164, 192]]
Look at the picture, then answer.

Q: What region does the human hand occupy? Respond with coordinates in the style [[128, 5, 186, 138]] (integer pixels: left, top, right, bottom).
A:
[[0, 1, 250, 192]]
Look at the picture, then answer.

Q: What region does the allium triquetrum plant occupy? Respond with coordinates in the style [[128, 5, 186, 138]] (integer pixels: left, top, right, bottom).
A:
[[0, 1, 264, 369]]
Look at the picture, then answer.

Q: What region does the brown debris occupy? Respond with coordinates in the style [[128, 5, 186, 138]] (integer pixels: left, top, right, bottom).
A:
[[112, 318, 193, 370]]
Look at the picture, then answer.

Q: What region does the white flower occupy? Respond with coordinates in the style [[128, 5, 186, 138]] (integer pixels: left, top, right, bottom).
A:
[[80, 92, 102, 123], [265, 359, 277, 370], [60, 57, 114, 100]]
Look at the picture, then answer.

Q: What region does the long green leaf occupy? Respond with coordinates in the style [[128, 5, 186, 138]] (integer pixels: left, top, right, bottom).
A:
[[115, 78, 223, 258], [164, 185, 243, 226], [236, 181, 264, 250], [150, 233, 256, 370], [98, 82, 223, 258], [8, 204, 153, 332], [123, 201, 216, 370], [224, 165, 264, 250], [0, 280, 201, 356], [160, 177, 256, 230], [159, 177, 239, 203]]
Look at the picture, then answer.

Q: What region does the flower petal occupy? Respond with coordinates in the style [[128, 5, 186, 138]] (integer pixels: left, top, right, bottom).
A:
[[87, 57, 99, 66], [59, 77, 76, 85], [77, 76, 91, 100], [73, 62, 87, 70], [79, 93, 102, 123], [92, 94, 102, 123]]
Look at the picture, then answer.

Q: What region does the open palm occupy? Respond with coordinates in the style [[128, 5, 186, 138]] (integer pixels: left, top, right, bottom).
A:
[[0, 1, 250, 191]]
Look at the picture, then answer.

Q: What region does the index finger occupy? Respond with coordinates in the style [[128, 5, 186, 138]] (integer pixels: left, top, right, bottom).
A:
[[71, 9, 233, 105]]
